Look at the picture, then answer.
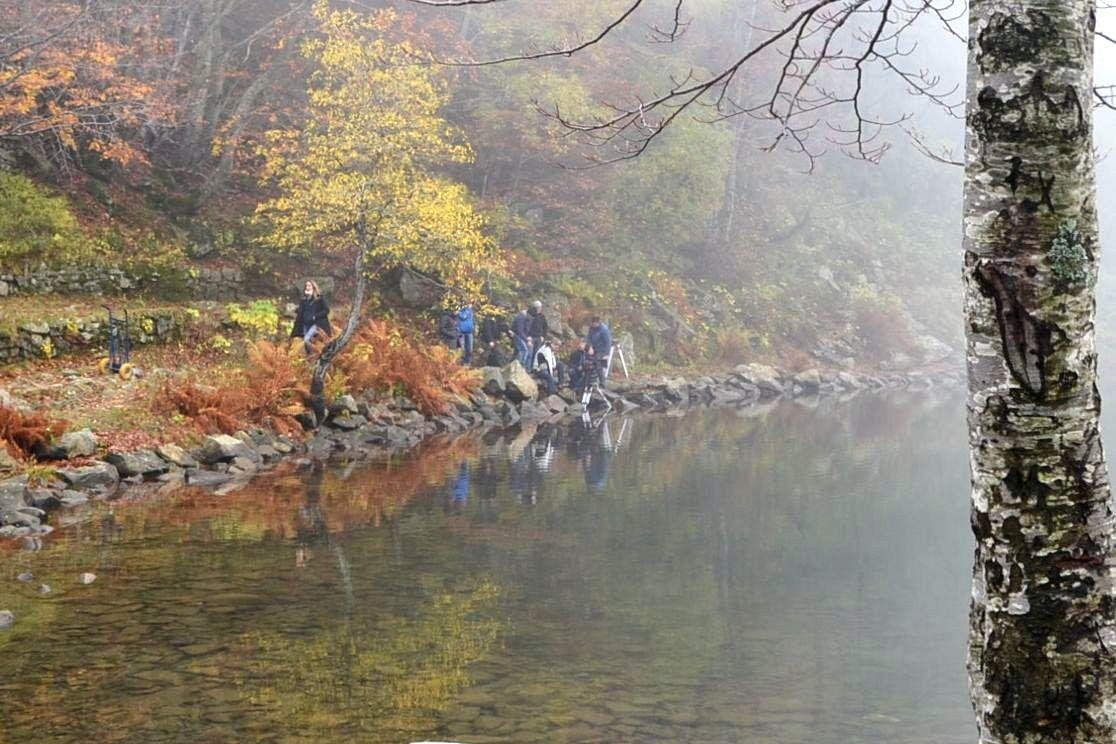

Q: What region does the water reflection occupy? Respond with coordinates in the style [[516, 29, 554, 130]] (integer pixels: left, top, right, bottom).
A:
[[0, 392, 972, 743]]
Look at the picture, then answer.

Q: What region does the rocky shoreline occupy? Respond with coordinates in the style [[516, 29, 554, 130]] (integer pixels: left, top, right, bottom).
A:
[[0, 362, 964, 542]]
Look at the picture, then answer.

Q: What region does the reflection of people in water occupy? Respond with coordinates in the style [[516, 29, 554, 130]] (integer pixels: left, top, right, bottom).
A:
[[449, 461, 471, 513], [566, 418, 613, 493], [507, 426, 556, 504], [295, 463, 328, 568]]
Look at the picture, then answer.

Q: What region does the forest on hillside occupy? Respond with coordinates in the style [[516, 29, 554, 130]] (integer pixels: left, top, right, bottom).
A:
[[0, 0, 963, 368]]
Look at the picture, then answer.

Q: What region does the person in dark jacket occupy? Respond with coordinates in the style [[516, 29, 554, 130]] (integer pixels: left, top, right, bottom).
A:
[[438, 309, 458, 348], [528, 300, 548, 355], [291, 280, 332, 356], [482, 307, 511, 365], [511, 307, 532, 368], [585, 316, 613, 385]]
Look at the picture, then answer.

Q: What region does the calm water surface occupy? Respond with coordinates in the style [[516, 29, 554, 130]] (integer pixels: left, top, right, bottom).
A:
[[0, 393, 972, 743]]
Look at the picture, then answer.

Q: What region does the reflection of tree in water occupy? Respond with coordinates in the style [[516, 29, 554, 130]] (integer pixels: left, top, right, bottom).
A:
[[237, 580, 503, 739]]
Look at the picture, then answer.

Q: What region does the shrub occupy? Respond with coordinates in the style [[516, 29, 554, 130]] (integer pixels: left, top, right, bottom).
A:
[[154, 341, 309, 437], [227, 300, 281, 340], [153, 381, 246, 435], [0, 405, 69, 460], [850, 284, 915, 360], [0, 172, 84, 268], [338, 319, 480, 416]]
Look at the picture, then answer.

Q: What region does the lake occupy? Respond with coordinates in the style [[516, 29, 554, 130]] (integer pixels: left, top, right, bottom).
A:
[[0, 392, 973, 743]]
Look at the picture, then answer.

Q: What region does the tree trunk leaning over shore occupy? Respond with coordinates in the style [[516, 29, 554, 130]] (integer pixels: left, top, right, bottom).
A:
[[310, 222, 371, 423], [964, 0, 1116, 740]]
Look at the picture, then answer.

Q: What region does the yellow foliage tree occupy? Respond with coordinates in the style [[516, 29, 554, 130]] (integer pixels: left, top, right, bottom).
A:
[[255, 0, 502, 418]]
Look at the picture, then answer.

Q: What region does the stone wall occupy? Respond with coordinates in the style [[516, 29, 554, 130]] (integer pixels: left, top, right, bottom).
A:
[[0, 264, 253, 301], [0, 266, 142, 297], [0, 311, 186, 364]]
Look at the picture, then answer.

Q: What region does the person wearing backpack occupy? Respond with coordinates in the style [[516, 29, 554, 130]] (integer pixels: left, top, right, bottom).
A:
[[457, 301, 476, 365]]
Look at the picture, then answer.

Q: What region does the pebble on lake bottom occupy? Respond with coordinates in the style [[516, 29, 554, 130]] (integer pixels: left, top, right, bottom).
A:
[[0, 610, 13, 630], [78, 572, 96, 585]]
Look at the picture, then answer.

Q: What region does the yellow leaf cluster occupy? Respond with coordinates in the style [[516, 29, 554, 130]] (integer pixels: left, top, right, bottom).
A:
[[255, 1, 502, 300]]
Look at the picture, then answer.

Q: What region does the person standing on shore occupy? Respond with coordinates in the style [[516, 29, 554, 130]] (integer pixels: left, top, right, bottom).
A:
[[291, 280, 332, 356], [457, 300, 476, 365], [528, 300, 548, 359], [511, 306, 532, 368]]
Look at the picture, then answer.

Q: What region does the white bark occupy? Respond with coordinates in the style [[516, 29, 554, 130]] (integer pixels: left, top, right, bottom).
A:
[[964, 0, 1116, 740]]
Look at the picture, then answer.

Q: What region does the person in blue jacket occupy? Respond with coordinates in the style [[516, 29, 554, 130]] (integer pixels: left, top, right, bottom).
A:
[[457, 301, 476, 365], [585, 316, 613, 385]]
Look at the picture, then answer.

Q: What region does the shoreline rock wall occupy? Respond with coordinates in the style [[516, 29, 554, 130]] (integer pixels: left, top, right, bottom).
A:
[[0, 361, 964, 542]]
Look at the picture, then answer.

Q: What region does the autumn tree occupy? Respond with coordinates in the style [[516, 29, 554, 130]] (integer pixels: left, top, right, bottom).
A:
[[255, 0, 501, 420], [0, 1, 171, 175], [408, 0, 1115, 739]]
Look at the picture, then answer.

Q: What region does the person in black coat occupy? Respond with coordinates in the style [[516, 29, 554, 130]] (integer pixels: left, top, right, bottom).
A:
[[528, 300, 548, 354], [291, 280, 332, 355], [479, 309, 510, 366]]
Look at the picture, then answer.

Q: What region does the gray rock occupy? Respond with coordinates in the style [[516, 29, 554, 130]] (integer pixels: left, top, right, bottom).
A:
[[57, 428, 98, 458], [28, 490, 61, 511], [792, 368, 822, 391], [0, 448, 18, 471], [335, 394, 359, 415], [519, 401, 548, 420], [184, 469, 233, 487], [16, 571, 33, 583], [105, 450, 169, 478], [196, 434, 258, 464], [328, 414, 366, 431], [156, 443, 199, 468], [659, 377, 688, 403], [78, 572, 96, 585], [57, 461, 119, 491], [502, 361, 538, 403], [484, 365, 511, 394], [0, 610, 13, 630], [59, 490, 88, 508], [735, 363, 784, 394], [542, 395, 568, 414]]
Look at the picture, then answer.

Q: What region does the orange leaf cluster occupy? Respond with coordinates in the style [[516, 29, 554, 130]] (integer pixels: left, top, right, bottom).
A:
[[153, 340, 309, 437], [338, 319, 480, 417], [0, 405, 69, 460]]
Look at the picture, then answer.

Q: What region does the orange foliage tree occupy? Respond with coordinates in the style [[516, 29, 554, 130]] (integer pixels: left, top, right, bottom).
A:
[[0, 1, 172, 175]]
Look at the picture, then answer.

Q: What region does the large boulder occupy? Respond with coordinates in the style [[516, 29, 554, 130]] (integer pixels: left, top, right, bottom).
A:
[[734, 363, 784, 395], [57, 428, 98, 458], [793, 368, 822, 391], [659, 377, 689, 403], [56, 462, 120, 491], [196, 434, 258, 465], [481, 367, 505, 396], [502, 361, 538, 403], [156, 443, 199, 469], [105, 450, 169, 478]]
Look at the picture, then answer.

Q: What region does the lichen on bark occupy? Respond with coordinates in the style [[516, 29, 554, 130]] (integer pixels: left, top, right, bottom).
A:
[[964, 0, 1116, 739]]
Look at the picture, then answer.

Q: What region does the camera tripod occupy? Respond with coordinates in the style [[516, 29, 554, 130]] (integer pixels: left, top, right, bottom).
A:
[[578, 343, 629, 411]]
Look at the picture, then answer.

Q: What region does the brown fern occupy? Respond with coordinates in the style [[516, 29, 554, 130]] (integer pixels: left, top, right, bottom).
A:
[[337, 320, 480, 416], [0, 405, 69, 460]]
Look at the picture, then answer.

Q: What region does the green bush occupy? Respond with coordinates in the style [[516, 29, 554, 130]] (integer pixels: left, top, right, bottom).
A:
[[227, 299, 281, 339], [0, 171, 85, 268]]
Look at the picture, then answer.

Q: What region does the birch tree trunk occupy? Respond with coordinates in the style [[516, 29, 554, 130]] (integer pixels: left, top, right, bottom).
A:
[[964, 0, 1116, 739]]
